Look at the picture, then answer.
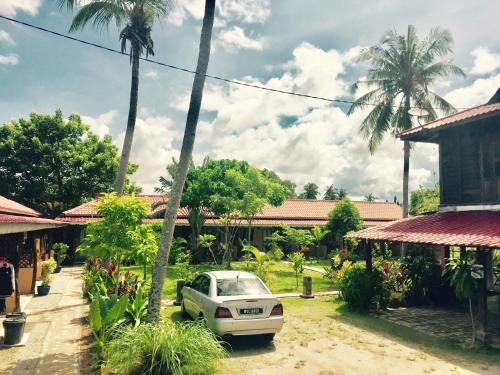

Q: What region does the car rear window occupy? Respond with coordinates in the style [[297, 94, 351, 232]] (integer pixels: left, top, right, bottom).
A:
[[216, 278, 270, 296]]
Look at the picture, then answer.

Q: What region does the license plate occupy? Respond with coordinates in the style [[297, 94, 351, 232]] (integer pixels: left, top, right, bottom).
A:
[[239, 308, 263, 315]]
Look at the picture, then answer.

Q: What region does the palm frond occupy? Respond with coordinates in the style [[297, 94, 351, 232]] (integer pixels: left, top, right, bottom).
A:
[[69, 1, 127, 32]]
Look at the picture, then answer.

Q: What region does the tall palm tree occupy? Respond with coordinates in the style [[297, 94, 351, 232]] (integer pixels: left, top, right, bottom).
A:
[[57, 0, 171, 195], [147, 0, 216, 323], [348, 25, 465, 217]]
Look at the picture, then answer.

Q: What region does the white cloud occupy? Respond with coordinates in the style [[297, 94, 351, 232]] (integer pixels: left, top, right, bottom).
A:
[[81, 111, 117, 139], [168, 0, 270, 26], [173, 42, 437, 200], [114, 115, 182, 192], [0, 54, 18, 65], [217, 26, 264, 52], [469, 47, 500, 75], [445, 73, 500, 108], [0, 30, 15, 46], [145, 70, 159, 79], [0, 0, 41, 17]]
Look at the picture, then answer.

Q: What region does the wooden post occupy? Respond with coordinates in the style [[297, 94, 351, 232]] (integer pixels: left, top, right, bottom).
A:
[[174, 279, 185, 306], [14, 244, 20, 312], [366, 240, 373, 271], [30, 234, 37, 294], [475, 247, 491, 345], [300, 276, 314, 298]]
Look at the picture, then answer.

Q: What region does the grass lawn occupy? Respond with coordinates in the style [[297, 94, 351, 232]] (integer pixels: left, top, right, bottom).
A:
[[124, 260, 336, 298]]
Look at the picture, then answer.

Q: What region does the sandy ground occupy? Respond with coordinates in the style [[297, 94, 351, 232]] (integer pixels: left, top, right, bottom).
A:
[[219, 300, 500, 375]]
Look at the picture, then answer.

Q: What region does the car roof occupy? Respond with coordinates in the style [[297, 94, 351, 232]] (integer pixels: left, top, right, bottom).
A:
[[204, 270, 258, 280]]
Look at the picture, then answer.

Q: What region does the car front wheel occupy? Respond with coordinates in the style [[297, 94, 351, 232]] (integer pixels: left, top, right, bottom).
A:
[[181, 302, 190, 319]]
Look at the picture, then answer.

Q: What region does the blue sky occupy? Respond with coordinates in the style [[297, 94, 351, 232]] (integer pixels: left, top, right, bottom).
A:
[[1, 0, 500, 199]]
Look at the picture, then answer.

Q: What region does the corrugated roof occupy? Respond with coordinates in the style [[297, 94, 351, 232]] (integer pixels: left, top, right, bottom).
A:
[[0, 195, 40, 217], [353, 210, 500, 248], [399, 102, 500, 140], [56, 195, 402, 227]]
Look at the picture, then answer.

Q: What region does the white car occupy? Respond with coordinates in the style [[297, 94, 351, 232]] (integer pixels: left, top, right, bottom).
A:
[[181, 270, 284, 341]]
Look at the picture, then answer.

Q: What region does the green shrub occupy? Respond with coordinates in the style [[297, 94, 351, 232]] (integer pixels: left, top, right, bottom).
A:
[[105, 322, 226, 375], [400, 255, 442, 306], [287, 251, 305, 288], [41, 258, 57, 286], [53, 242, 69, 265], [340, 264, 390, 312]]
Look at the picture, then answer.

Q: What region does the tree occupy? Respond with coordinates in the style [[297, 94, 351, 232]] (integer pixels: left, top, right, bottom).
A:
[[280, 224, 314, 253], [198, 234, 217, 265], [78, 193, 150, 293], [59, 0, 171, 195], [310, 226, 330, 258], [0, 111, 124, 217], [147, 0, 216, 323], [409, 184, 439, 215], [327, 197, 363, 240], [364, 193, 377, 202], [281, 179, 297, 198], [288, 251, 305, 288], [324, 185, 347, 200], [299, 182, 319, 199], [348, 25, 465, 217]]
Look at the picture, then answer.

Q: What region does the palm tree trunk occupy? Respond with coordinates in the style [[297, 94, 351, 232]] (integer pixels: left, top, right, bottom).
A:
[[146, 0, 215, 323], [115, 44, 140, 195], [402, 140, 410, 218]]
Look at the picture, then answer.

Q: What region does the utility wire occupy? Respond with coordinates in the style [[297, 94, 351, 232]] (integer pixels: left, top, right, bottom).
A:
[[0, 15, 467, 111]]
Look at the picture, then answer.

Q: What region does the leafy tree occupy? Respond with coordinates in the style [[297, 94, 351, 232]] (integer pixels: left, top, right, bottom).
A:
[[0, 111, 124, 217], [443, 256, 477, 345], [299, 182, 319, 199], [129, 225, 158, 280], [148, 0, 216, 323], [348, 25, 465, 217], [310, 226, 330, 258], [280, 224, 314, 252], [199, 234, 217, 265], [409, 184, 439, 215], [324, 185, 347, 200], [364, 193, 377, 202], [281, 179, 297, 198], [327, 197, 363, 239], [78, 193, 150, 293], [59, 0, 171, 195], [288, 251, 305, 288]]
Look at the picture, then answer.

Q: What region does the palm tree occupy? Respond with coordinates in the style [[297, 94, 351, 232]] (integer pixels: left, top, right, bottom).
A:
[[147, 0, 216, 323], [299, 182, 319, 199], [364, 193, 377, 202], [58, 0, 171, 195], [348, 25, 465, 217]]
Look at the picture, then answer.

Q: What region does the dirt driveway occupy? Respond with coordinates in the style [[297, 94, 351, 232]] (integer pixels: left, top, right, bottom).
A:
[[219, 297, 500, 375]]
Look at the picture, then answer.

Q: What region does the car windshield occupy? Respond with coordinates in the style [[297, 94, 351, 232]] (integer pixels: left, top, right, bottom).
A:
[[216, 277, 270, 296]]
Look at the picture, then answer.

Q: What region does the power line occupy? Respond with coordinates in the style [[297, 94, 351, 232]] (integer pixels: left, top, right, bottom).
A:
[[0, 15, 467, 111]]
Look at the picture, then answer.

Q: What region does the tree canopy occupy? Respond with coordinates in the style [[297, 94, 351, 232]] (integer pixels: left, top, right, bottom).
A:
[[0, 110, 136, 217], [327, 197, 363, 238], [409, 184, 439, 215], [324, 185, 347, 200], [298, 182, 319, 199]]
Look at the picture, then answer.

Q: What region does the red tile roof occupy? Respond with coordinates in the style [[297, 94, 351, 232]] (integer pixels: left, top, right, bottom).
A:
[[353, 210, 500, 248], [0, 214, 63, 225], [0, 195, 40, 217], [56, 195, 402, 228], [399, 102, 500, 140]]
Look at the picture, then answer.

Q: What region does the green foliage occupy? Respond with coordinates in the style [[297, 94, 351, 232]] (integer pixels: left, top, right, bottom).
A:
[[243, 244, 271, 282], [298, 182, 319, 199], [364, 193, 377, 202], [130, 225, 158, 279], [409, 184, 440, 215], [0, 111, 122, 216], [323, 185, 347, 200], [288, 251, 305, 288], [125, 282, 149, 328], [105, 322, 226, 375], [310, 226, 330, 245], [175, 252, 195, 281], [199, 234, 217, 265], [343, 231, 360, 252], [400, 255, 442, 305], [41, 258, 57, 286], [340, 264, 390, 312], [280, 224, 314, 252], [52, 242, 69, 265], [327, 197, 363, 238], [443, 256, 476, 301]]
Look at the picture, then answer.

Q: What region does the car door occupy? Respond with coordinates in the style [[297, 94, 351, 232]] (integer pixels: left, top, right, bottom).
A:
[[190, 274, 211, 318], [183, 275, 203, 316]]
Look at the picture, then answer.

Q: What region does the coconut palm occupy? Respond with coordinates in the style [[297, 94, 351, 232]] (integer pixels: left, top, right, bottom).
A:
[[57, 0, 171, 195], [348, 25, 465, 217], [147, 0, 216, 323]]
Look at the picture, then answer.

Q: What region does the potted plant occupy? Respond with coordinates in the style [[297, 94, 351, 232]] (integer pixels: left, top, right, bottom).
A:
[[52, 243, 69, 273], [37, 258, 57, 296]]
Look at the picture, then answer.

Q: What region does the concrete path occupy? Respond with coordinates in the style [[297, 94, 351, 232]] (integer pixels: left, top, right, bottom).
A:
[[0, 266, 87, 375]]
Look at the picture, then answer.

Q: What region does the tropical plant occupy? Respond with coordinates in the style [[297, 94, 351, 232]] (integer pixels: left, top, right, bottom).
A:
[[243, 244, 271, 282], [148, 0, 216, 323], [199, 234, 218, 265], [125, 282, 149, 328], [89, 292, 129, 357], [364, 193, 377, 202], [105, 322, 226, 375], [443, 256, 477, 345], [59, 0, 171, 194], [175, 252, 196, 282], [348, 25, 465, 217], [409, 184, 440, 215], [280, 224, 314, 253], [288, 251, 305, 288], [400, 255, 441, 305], [41, 258, 57, 286], [130, 225, 158, 280], [264, 231, 285, 261], [52, 242, 69, 266], [327, 197, 363, 240], [324, 185, 347, 200], [298, 182, 319, 199], [310, 226, 330, 258]]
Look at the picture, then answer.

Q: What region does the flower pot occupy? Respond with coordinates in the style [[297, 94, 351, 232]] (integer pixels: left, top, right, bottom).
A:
[[54, 266, 62, 273], [6, 312, 27, 337], [3, 316, 26, 345], [37, 285, 51, 296]]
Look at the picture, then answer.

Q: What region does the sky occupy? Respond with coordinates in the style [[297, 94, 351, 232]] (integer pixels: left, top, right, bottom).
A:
[[1, 0, 500, 200]]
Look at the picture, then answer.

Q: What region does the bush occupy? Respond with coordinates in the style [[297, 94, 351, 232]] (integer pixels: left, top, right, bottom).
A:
[[400, 255, 442, 306], [105, 322, 226, 375], [53, 242, 69, 265], [340, 264, 390, 312], [41, 258, 57, 286]]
